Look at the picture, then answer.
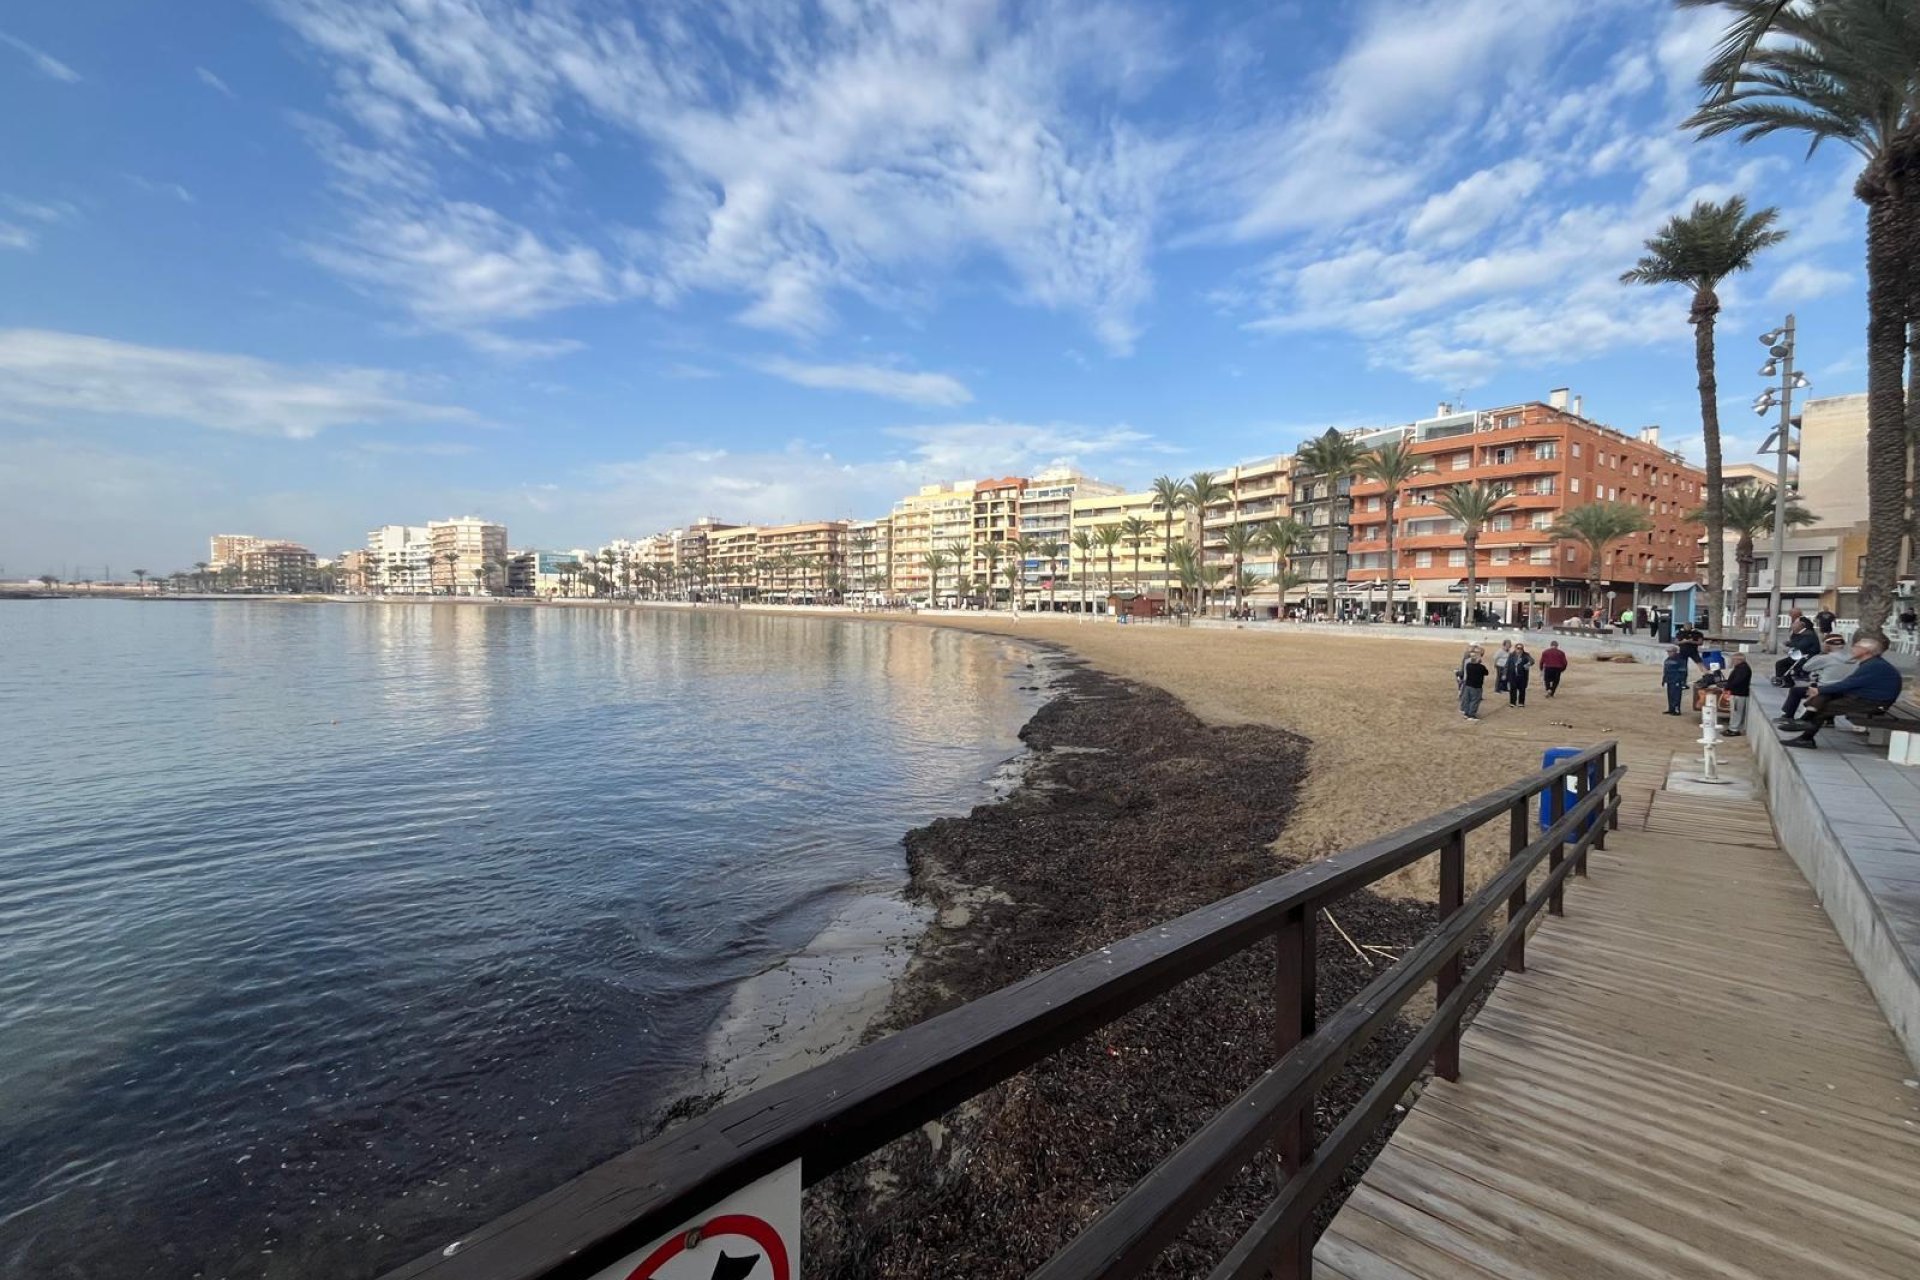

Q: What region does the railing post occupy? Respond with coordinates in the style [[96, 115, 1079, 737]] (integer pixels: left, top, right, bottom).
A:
[[1434, 830, 1465, 1082], [1506, 798, 1528, 974], [1271, 905, 1316, 1280], [1606, 744, 1620, 832], [1576, 758, 1596, 871], [1548, 772, 1566, 915]]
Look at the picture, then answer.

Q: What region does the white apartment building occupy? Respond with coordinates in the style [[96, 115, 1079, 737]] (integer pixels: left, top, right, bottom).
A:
[[890, 481, 976, 602], [366, 524, 432, 594], [847, 518, 893, 604], [1197, 454, 1294, 607], [1022, 467, 1122, 596], [428, 516, 508, 595]]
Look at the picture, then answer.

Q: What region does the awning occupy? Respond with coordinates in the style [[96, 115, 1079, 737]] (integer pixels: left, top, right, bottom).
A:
[[1662, 582, 1697, 593]]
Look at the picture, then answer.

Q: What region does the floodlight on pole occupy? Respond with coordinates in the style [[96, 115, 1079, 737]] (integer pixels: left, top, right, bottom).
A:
[[1757, 314, 1799, 654], [1759, 359, 1778, 377]]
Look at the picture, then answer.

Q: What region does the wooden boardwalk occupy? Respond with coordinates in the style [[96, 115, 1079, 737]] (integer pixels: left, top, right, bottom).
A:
[[1315, 750, 1920, 1279]]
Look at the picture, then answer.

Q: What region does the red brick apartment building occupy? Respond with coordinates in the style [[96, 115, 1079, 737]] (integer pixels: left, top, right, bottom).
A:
[[1346, 393, 1706, 625]]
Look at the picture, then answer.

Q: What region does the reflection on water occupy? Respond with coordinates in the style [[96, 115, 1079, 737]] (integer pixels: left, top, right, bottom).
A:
[[0, 601, 1040, 1279]]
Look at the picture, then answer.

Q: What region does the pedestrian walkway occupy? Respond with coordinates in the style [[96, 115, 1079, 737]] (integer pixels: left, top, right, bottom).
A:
[[1314, 745, 1920, 1279]]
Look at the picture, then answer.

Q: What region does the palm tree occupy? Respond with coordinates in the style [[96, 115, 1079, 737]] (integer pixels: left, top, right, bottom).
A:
[[1001, 559, 1023, 613], [1008, 533, 1039, 612], [1150, 475, 1190, 598], [1260, 518, 1312, 613], [922, 549, 949, 607], [1358, 441, 1426, 625], [1435, 483, 1516, 627], [1119, 515, 1152, 595], [1682, 0, 1917, 639], [1040, 540, 1064, 613], [1546, 501, 1655, 621], [1295, 428, 1366, 620], [772, 552, 796, 603], [1167, 541, 1201, 614], [1187, 471, 1229, 587], [193, 561, 210, 592], [1095, 524, 1124, 611], [36, 574, 58, 592], [1689, 484, 1818, 627], [1621, 196, 1786, 628], [981, 539, 1004, 607], [1221, 523, 1260, 616], [1070, 531, 1095, 614]]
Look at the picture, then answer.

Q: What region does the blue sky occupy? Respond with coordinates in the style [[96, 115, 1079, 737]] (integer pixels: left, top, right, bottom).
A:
[[0, 0, 1869, 576]]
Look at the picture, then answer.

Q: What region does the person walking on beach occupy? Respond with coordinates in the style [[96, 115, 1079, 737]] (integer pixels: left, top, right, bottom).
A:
[[1494, 639, 1514, 695], [1540, 641, 1568, 697], [1661, 646, 1688, 715], [1723, 653, 1753, 735], [1459, 648, 1489, 721], [1507, 643, 1534, 707], [1619, 606, 1635, 635]]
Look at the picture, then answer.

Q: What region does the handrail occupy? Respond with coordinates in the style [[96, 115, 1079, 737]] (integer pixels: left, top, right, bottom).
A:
[[379, 741, 1621, 1280]]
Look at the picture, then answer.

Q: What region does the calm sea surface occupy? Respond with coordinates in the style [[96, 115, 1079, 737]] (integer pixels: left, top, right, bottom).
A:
[[0, 601, 1042, 1279]]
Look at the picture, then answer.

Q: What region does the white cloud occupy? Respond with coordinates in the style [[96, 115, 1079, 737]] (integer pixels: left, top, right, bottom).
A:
[[1768, 262, 1852, 304], [0, 329, 477, 438], [126, 175, 195, 204], [756, 357, 972, 407], [195, 66, 236, 98], [535, 419, 1164, 539], [0, 31, 80, 83], [0, 198, 77, 252], [273, 0, 1171, 352], [0, 223, 31, 251], [305, 200, 620, 350], [1405, 159, 1545, 250]]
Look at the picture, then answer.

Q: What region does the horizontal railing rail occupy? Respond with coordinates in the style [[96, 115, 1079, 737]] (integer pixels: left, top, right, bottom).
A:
[[380, 741, 1622, 1280]]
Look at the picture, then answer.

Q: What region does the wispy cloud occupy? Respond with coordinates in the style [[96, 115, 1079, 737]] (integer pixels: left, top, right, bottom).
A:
[[0, 329, 477, 439], [0, 31, 80, 83], [755, 357, 972, 407], [273, 0, 1172, 353], [1768, 262, 1852, 305], [195, 66, 236, 98], [126, 175, 195, 204]]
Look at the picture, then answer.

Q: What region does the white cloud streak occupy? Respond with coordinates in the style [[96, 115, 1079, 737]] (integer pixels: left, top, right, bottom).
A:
[[755, 358, 972, 407], [0, 330, 477, 439], [0, 31, 80, 83], [195, 66, 236, 98]]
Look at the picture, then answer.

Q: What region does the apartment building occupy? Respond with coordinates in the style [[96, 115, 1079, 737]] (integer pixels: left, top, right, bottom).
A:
[[1068, 489, 1178, 604], [758, 521, 849, 603], [966, 476, 1027, 598], [1022, 467, 1122, 596], [428, 516, 508, 595], [1198, 454, 1294, 608], [209, 534, 265, 568], [890, 481, 976, 602], [334, 549, 374, 594], [707, 525, 761, 599], [366, 524, 432, 593], [847, 518, 893, 604], [238, 540, 317, 591], [506, 549, 575, 597], [1345, 392, 1706, 624], [1289, 438, 1360, 608]]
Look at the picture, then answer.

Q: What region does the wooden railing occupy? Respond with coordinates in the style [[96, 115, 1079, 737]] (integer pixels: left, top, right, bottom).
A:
[[381, 743, 1624, 1280]]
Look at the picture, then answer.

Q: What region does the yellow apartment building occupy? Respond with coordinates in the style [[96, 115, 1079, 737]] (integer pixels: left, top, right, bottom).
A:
[[707, 525, 761, 599], [890, 481, 976, 602], [428, 516, 508, 595], [1197, 454, 1294, 608], [1068, 490, 1178, 604], [758, 521, 849, 602]]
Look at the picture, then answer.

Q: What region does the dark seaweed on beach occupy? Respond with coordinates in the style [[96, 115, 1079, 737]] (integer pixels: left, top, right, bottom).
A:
[[805, 657, 1480, 1278]]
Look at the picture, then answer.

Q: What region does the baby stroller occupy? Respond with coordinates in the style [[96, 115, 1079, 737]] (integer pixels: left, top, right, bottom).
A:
[[1771, 653, 1810, 687]]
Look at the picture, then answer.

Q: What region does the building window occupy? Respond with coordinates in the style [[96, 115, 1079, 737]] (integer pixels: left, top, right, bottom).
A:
[[1491, 515, 1512, 532], [1571, 443, 1582, 458], [1565, 548, 1576, 562], [1488, 446, 1517, 465], [1366, 496, 1381, 512], [1796, 555, 1824, 588], [1533, 442, 1557, 461], [1448, 549, 1467, 567], [1570, 478, 1581, 494], [1531, 513, 1552, 530], [1499, 413, 1520, 429], [1415, 550, 1433, 568], [1530, 547, 1552, 564], [1452, 452, 1470, 470], [1491, 548, 1510, 565]]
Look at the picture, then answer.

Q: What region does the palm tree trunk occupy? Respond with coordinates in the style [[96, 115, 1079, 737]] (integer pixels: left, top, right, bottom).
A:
[[1323, 521, 1337, 622], [1734, 533, 1754, 626], [1693, 290, 1726, 629], [1857, 184, 1912, 642], [1463, 533, 1477, 625], [1384, 495, 1397, 625]]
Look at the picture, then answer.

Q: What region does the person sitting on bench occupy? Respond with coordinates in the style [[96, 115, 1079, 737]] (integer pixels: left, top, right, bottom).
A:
[[1781, 636, 1904, 749], [1773, 617, 1820, 682], [1776, 633, 1853, 724]]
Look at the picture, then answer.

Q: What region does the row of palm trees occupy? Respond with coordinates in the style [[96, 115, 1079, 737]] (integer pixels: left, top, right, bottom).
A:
[[1642, 0, 1919, 639]]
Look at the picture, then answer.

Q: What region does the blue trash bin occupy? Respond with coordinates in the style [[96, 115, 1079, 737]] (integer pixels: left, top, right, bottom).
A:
[[1701, 648, 1724, 671], [1538, 747, 1598, 834]]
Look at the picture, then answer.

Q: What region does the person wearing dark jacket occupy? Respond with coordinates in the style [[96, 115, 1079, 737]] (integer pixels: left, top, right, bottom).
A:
[[1774, 618, 1820, 681], [1815, 608, 1836, 636], [1539, 641, 1569, 696], [1782, 637, 1904, 748], [1507, 643, 1534, 706], [1676, 625, 1703, 669], [1459, 649, 1489, 721], [1661, 647, 1688, 715], [1723, 653, 1753, 735]]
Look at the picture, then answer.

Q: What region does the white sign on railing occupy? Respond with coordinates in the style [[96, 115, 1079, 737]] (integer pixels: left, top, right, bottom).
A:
[[583, 1162, 801, 1280]]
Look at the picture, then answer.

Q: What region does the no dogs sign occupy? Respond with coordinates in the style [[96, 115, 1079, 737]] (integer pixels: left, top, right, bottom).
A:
[[585, 1163, 801, 1280]]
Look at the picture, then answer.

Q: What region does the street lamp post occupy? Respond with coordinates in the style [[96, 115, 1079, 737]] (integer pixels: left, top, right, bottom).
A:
[[1755, 316, 1810, 654]]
